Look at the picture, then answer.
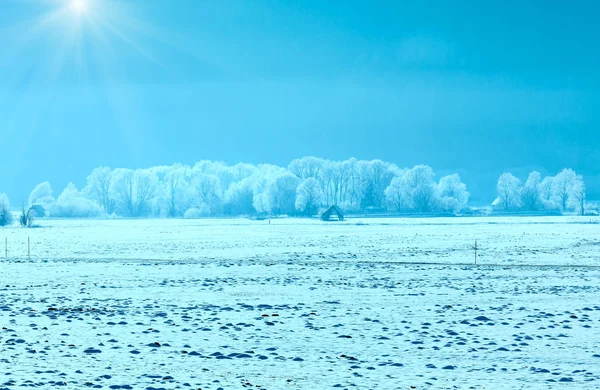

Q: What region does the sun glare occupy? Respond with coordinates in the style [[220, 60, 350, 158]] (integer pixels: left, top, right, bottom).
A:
[[9, 0, 173, 88], [71, 0, 87, 14]]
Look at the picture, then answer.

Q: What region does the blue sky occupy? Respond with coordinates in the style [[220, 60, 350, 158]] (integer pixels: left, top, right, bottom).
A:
[[0, 0, 598, 202]]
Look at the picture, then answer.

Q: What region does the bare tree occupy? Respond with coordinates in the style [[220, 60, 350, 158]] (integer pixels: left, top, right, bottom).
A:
[[19, 204, 34, 228]]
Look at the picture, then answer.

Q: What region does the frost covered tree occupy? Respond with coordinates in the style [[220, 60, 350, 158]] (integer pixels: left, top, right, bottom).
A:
[[341, 158, 363, 211], [288, 157, 324, 180], [228, 163, 257, 183], [162, 166, 189, 217], [569, 176, 586, 216], [438, 174, 469, 213], [357, 160, 397, 209], [189, 173, 222, 216], [384, 174, 412, 212], [404, 165, 438, 212], [553, 168, 578, 211], [539, 176, 554, 201], [264, 173, 301, 215], [320, 161, 338, 206], [112, 169, 158, 217], [52, 183, 102, 218], [384, 166, 450, 213], [84, 167, 116, 214], [223, 178, 256, 216], [371, 160, 397, 209], [520, 171, 542, 211], [496, 173, 521, 211], [295, 178, 324, 216], [251, 164, 288, 214]]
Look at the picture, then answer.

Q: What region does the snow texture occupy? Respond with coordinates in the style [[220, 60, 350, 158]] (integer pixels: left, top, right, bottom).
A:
[[1, 216, 600, 389]]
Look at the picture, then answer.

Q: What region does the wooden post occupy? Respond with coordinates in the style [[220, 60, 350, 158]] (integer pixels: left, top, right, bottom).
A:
[[474, 240, 478, 265], [28, 237, 30, 260]]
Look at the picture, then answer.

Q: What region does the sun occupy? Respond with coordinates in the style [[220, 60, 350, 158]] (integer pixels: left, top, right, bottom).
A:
[[70, 0, 87, 14]]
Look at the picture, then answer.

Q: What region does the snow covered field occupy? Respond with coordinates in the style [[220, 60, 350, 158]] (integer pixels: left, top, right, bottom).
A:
[[1, 217, 600, 389]]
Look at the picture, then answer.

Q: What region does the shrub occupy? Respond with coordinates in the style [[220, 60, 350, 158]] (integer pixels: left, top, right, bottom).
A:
[[0, 194, 12, 227], [183, 205, 210, 219], [19, 205, 35, 228], [0, 206, 12, 227]]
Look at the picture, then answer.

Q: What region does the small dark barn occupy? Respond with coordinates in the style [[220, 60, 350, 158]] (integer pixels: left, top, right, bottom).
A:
[[29, 204, 46, 218], [321, 205, 344, 221]]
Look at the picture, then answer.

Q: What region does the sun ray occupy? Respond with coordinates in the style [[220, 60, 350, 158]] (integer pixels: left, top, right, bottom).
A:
[[97, 16, 168, 71], [2, 0, 179, 110]]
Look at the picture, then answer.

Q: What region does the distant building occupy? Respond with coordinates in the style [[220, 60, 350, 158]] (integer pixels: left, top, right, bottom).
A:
[[29, 204, 47, 218], [321, 205, 344, 221], [491, 197, 502, 211]]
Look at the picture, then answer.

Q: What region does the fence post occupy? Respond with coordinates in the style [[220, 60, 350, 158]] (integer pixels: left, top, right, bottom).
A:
[[474, 240, 478, 265], [28, 237, 30, 260]]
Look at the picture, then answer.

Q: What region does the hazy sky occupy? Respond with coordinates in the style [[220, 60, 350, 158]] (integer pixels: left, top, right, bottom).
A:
[[0, 0, 598, 202]]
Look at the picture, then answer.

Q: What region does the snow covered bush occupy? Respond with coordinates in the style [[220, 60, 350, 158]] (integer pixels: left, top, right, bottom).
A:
[[0, 193, 12, 227], [19, 204, 35, 228], [183, 205, 211, 219]]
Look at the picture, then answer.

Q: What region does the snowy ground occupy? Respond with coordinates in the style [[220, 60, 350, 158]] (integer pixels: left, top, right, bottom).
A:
[[1, 217, 600, 389]]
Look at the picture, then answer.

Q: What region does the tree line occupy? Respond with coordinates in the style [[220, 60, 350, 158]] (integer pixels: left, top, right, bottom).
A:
[[0, 157, 592, 222], [494, 169, 587, 215]]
